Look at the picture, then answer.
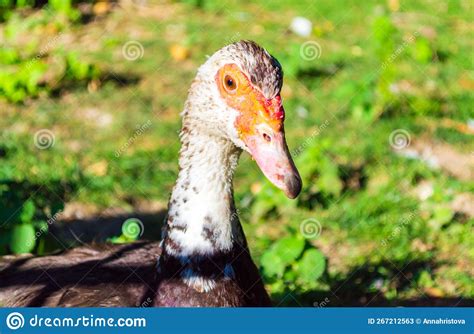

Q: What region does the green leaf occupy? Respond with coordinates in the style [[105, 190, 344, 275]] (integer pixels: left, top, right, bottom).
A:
[[412, 38, 432, 64], [10, 224, 36, 254], [417, 270, 434, 288], [107, 235, 130, 244], [295, 249, 326, 284], [260, 250, 285, 278], [273, 236, 305, 266], [36, 220, 48, 233], [19, 200, 35, 224], [428, 206, 454, 230], [316, 157, 342, 197]]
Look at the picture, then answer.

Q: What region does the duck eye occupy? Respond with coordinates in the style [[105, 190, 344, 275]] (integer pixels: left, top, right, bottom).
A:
[[224, 75, 237, 91]]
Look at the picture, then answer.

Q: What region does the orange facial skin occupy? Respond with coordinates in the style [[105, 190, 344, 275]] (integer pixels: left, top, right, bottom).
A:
[[215, 64, 284, 139], [215, 63, 302, 199]]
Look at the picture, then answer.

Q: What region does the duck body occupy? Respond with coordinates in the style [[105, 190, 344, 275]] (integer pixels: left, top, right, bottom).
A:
[[0, 41, 300, 307], [155, 242, 271, 307], [0, 241, 269, 307], [0, 242, 157, 307]]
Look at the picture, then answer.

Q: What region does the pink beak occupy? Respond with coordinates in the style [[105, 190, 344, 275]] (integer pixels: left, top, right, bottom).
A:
[[245, 127, 302, 199]]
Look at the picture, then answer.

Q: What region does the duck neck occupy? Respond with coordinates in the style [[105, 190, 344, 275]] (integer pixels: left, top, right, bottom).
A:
[[163, 126, 245, 258]]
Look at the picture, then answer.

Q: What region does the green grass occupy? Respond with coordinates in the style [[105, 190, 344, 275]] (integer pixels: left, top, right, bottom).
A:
[[0, 0, 473, 306]]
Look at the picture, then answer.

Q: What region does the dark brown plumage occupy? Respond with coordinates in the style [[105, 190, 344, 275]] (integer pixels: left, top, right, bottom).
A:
[[0, 241, 270, 307]]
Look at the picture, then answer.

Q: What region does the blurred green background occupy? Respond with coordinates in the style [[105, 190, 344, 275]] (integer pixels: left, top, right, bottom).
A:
[[0, 0, 473, 306]]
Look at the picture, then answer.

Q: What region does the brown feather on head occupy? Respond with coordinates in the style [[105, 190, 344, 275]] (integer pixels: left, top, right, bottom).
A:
[[226, 40, 284, 98]]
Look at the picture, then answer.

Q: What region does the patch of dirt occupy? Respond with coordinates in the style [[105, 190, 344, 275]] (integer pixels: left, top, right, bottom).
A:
[[451, 193, 474, 219], [398, 137, 474, 181]]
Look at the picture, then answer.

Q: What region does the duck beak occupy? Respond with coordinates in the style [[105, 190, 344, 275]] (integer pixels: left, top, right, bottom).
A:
[[237, 95, 302, 199], [244, 127, 302, 199]]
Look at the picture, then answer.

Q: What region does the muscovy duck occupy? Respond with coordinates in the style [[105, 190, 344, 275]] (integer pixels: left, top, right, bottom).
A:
[[0, 40, 301, 307]]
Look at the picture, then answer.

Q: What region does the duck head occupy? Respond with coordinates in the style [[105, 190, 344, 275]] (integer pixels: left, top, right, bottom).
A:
[[185, 40, 302, 199]]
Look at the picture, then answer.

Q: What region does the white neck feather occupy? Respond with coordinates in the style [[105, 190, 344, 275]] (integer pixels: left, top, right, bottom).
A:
[[164, 126, 244, 257]]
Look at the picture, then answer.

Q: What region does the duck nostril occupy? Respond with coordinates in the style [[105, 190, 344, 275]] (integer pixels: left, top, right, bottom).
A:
[[262, 133, 272, 142]]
